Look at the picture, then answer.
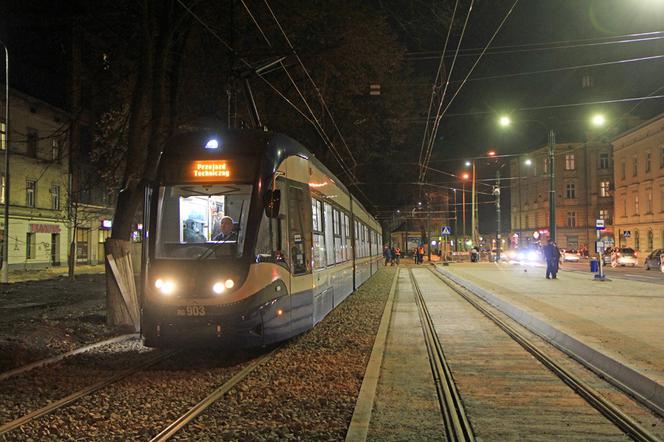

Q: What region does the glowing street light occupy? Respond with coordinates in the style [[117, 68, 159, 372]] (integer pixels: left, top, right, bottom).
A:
[[461, 172, 470, 180], [487, 150, 496, 157], [591, 113, 606, 127], [498, 115, 511, 127], [464, 160, 471, 167], [524, 158, 532, 166]]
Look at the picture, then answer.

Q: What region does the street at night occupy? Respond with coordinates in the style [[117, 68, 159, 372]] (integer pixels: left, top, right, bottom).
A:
[[2, 0, 664, 440]]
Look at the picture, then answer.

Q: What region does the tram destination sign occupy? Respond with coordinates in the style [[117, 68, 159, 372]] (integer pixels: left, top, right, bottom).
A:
[[161, 158, 257, 184]]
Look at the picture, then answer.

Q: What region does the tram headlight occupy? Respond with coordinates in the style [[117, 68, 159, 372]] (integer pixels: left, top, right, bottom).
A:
[[225, 279, 235, 289], [154, 278, 176, 296], [212, 282, 225, 295]]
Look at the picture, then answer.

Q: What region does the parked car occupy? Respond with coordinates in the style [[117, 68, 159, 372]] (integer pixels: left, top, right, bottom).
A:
[[561, 249, 580, 262], [605, 247, 638, 267], [645, 249, 664, 270]]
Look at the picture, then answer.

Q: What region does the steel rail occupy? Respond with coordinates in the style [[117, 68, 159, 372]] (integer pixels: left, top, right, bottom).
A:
[[426, 266, 661, 442], [0, 349, 177, 436], [408, 268, 476, 442], [150, 349, 277, 441], [0, 334, 138, 382]]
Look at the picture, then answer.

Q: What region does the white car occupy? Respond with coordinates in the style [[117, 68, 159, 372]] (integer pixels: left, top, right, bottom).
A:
[[562, 249, 580, 262]]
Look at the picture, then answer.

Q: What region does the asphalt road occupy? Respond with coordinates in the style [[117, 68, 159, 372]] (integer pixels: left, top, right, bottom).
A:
[[557, 259, 664, 285]]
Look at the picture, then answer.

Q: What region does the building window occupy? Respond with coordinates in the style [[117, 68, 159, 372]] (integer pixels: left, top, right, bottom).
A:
[[599, 209, 610, 223], [566, 211, 576, 227], [660, 146, 664, 169], [646, 151, 651, 173], [0, 174, 4, 204], [26, 180, 36, 208], [621, 160, 626, 180], [632, 156, 638, 177], [543, 157, 549, 174], [51, 185, 60, 210], [661, 186, 664, 212], [26, 233, 36, 259], [27, 128, 38, 157], [647, 230, 654, 250], [566, 183, 576, 199], [599, 153, 609, 169], [581, 74, 594, 88], [600, 181, 610, 197], [621, 194, 627, 216], [52, 139, 61, 161], [634, 193, 639, 214], [635, 230, 640, 250], [647, 189, 653, 213], [565, 153, 575, 170]]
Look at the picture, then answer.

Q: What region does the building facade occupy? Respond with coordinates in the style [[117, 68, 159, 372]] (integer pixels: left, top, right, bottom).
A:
[[612, 113, 664, 257], [509, 140, 614, 251], [1, 89, 115, 270]]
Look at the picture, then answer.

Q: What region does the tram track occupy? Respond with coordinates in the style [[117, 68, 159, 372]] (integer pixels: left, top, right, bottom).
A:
[[422, 265, 661, 442], [407, 267, 475, 442], [150, 348, 277, 441], [0, 348, 178, 437]]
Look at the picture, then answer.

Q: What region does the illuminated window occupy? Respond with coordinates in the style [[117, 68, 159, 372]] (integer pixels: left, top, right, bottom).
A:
[[0, 174, 4, 204], [634, 193, 639, 214], [565, 153, 575, 170], [0, 121, 5, 150], [543, 157, 549, 174], [600, 181, 610, 197], [599, 209, 610, 223]]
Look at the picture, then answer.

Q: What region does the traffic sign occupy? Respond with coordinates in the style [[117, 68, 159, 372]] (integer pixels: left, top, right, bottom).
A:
[[441, 226, 452, 235], [595, 219, 605, 231], [623, 230, 631, 238]]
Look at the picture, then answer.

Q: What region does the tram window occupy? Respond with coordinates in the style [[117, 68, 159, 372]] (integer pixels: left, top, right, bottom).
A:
[[155, 184, 251, 259], [312, 199, 325, 269], [333, 209, 342, 263], [288, 185, 312, 275], [340, 212, 347, 262], [324, 203, 335, 266], [344, 214, 350, 261]]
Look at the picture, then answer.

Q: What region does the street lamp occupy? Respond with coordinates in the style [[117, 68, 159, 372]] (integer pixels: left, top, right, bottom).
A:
[[0, 40, 8, 283], [591, 113, 606, 127], [499, 116, 511, 127]]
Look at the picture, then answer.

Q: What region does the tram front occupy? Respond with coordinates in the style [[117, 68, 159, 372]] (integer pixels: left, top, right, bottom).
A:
[[141, 130, 287, 347]]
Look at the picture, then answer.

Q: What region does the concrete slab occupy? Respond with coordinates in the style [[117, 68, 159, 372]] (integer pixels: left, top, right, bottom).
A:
[[438, 262, 664, 415]]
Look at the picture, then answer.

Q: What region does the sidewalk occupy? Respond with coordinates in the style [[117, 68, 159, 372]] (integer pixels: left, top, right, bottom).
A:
[[439, 262, 664, 410], [6, 264, 105, 284]]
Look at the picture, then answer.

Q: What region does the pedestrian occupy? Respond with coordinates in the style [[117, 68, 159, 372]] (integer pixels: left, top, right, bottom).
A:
[[543, 239, 561, 279], [390, 246, 396, 266], [418, 245, 425, 264], [383, 245, 392, 266], [394, 246, 401, 265]]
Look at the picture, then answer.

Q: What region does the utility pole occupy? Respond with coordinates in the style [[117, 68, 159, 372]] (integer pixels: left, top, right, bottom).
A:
[[548, 128, 556, 242], [494, 168, 501, 262], [471, 160, 477, 246], [1, 41, 9, 284]]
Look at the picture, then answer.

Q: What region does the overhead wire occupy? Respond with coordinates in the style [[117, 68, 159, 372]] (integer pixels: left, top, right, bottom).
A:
[[420, 0, 520, 183], [418, 0, 474, 183], [417, 0, 460, 180]]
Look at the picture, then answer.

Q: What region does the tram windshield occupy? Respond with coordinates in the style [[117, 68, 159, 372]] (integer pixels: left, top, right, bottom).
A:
[[154, 184, 252, 260]]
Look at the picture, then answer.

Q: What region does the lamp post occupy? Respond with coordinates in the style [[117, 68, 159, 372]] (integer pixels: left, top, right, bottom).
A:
[[1, 40, 8, 283], [548, 128, 556, 243]]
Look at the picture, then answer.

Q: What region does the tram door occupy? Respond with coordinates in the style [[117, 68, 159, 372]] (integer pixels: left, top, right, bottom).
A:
[[285, 183, 313, 329]]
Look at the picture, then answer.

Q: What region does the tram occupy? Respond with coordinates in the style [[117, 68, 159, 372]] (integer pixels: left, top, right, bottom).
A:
[[141, 128, 383, 347]]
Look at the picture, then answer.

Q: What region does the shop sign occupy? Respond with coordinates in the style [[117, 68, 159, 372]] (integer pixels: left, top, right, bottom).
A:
[[101, 219, 113, 229], [29, 224, 61, 234]]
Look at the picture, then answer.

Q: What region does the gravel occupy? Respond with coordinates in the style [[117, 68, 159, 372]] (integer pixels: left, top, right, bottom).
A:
[[0, 268, 395, 441]]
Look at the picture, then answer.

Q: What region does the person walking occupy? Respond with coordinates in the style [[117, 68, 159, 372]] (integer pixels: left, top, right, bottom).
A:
[[543, 239, 561, 279], [383, 245, 392, 266], [394, 246, 401, 265]]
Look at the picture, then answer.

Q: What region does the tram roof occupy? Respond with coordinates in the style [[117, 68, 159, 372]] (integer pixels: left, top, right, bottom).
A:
[[162, 128, 375, 218]]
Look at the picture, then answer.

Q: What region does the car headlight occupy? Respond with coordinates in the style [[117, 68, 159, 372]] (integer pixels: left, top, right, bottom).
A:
[[527, 251, 538, 261], [224, 279, 235, 289], [212, 282, 225, 295], [154, 278, 176, 296]]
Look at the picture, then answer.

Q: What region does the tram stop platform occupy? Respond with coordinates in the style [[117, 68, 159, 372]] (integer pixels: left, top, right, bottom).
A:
[[433, 262, 664, 424]]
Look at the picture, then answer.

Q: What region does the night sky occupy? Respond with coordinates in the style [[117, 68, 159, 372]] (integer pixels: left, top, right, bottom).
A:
[[2, 0, 664, 229]]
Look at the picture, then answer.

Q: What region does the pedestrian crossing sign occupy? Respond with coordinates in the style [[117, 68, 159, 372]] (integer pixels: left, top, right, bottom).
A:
[[441, 226, 452, 235]]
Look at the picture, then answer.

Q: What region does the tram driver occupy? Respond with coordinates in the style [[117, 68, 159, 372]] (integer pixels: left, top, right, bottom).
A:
[[214, 215, 237, 242]]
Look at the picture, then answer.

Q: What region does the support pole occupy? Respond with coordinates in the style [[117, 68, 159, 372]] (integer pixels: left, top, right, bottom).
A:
[[1, 42, 9, 283], [495, 168, 501, 262], [548, 128, 556, 242]]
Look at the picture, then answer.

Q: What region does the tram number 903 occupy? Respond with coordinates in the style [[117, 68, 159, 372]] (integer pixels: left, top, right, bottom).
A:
[[177, 305, 207, 316]]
